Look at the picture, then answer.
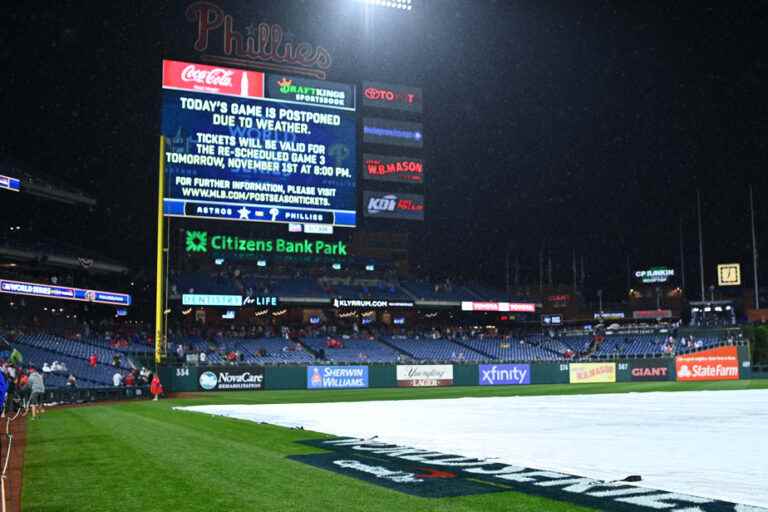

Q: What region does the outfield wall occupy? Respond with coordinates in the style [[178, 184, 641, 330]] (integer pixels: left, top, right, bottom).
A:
[[163, 345, 753, 392]]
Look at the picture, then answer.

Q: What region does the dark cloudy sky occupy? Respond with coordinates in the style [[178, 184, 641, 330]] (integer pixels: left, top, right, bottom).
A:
[[0, 0, 765, 301]]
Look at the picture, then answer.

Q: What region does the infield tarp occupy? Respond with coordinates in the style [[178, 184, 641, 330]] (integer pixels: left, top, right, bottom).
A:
[[178, 389, 768, 508]]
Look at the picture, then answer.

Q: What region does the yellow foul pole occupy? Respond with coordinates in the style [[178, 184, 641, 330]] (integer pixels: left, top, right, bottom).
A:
[[155, 136, 166, 364]]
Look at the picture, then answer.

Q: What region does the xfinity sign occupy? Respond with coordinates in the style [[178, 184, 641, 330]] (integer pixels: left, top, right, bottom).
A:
[[479, 364, 530, 385]]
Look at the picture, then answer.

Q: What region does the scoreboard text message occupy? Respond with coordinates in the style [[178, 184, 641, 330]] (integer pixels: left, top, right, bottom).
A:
[[161, 60, 357, 227]]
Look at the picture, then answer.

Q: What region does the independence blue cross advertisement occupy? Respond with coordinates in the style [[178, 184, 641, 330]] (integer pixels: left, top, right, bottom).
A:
[[307, 366, 369, 389], [160, 60, 357, 227]]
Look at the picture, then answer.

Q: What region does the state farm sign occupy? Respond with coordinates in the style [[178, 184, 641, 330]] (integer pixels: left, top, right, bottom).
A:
[[676, 346, 739, 382]]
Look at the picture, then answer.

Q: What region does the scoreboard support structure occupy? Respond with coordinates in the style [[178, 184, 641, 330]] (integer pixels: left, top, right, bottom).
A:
[[155, 136, 168, 364]]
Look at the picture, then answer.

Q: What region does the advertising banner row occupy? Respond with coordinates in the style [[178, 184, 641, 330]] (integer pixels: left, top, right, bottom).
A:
[[180, 346, 745, 392]]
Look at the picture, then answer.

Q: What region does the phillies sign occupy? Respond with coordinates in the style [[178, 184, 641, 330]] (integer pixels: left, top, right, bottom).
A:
[[185, 2, 332, 79]]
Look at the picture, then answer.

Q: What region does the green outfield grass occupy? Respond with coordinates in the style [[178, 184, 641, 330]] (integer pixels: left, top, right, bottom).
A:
[[22, 379, 768, 512]]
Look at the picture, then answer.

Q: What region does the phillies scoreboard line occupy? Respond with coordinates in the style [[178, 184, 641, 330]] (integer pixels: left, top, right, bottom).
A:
[[160, 59, 425, 229]]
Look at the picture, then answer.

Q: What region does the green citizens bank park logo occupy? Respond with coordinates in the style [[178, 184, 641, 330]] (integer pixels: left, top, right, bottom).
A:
[[184, 230, 347, 256]]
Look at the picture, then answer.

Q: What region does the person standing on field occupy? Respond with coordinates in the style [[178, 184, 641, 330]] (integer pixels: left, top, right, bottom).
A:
[[150, 375, 163, 401], [28, 367, 45, 420]]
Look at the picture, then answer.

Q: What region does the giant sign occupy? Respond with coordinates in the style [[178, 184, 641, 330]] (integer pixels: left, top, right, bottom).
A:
[[307, 366, 369, 389], [161, 59, 357, 228], [363, 191, 424, 221], [0, 174, 20, 192], [676, 346, 739, 382], [0, 279, 131, 306], [629, 359, 673, 382], [396, 365, 453, 387], [478, 364, 530, 386], [569, 363, 616, 384], [363, 154, 424, 184]]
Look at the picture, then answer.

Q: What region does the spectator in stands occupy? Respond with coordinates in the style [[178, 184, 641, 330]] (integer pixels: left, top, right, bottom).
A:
[[89, 353, 98, 367], [124, 371, 135, 387], [66, 374, 77, 388], [52, 361, 67, 373], [9, 348, 23, 366], [112, 354, 121, 368], [112, 371, 123, 387], [42, 362, 52, 374], [28, 367, 45, 420]]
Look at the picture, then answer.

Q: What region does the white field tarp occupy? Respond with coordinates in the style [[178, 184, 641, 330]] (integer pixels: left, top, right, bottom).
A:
[[177, 389, 768, 507]]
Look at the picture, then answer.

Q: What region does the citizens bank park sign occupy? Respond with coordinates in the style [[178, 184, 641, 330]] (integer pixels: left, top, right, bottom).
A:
[[288, 438, 766, 510]]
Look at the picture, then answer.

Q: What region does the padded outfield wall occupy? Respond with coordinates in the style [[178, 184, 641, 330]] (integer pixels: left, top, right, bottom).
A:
[[161, 345, 754, 392]]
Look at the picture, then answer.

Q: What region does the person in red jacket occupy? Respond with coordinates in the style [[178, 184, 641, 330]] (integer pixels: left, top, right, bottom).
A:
[[150, 375, 163, 401], [88, 354, 97, 367]]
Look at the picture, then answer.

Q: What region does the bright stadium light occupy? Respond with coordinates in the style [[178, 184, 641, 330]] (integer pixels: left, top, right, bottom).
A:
[[353, 0, 413, 11]]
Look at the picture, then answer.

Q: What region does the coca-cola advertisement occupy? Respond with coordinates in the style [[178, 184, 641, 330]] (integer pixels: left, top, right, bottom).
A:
[[163, 59, 264, 98]]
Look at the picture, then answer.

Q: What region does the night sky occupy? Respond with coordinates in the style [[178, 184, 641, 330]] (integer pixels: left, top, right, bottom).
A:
[[1, 0, 765, 302]]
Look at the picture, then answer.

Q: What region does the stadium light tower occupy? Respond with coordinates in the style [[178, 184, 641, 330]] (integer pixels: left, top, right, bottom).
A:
[[352, 0, 414, 11]]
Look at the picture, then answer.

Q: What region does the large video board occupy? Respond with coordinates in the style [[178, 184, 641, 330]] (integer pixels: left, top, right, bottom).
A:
[[160, 60, 357, 227]]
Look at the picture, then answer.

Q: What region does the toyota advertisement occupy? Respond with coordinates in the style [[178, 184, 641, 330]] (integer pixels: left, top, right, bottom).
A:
[[676, 346, 740, 382], [307, 366, 369, 389], [479, 364, 530, 386], [396, 365, 453, 387], [362, 81, 423, 113], [363, 191, 425, 221]]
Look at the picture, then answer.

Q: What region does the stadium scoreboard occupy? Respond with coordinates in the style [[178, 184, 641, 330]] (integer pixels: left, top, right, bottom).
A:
[[160, 60, 357, 227]]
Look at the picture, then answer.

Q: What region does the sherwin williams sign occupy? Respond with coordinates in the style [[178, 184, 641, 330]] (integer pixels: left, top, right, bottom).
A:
[[478, 364, 530, 385], [569, 363, 616, 384], [676, 346, 739, 381], [396, 365, 453, 387], [307, 366, 369, 389]]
